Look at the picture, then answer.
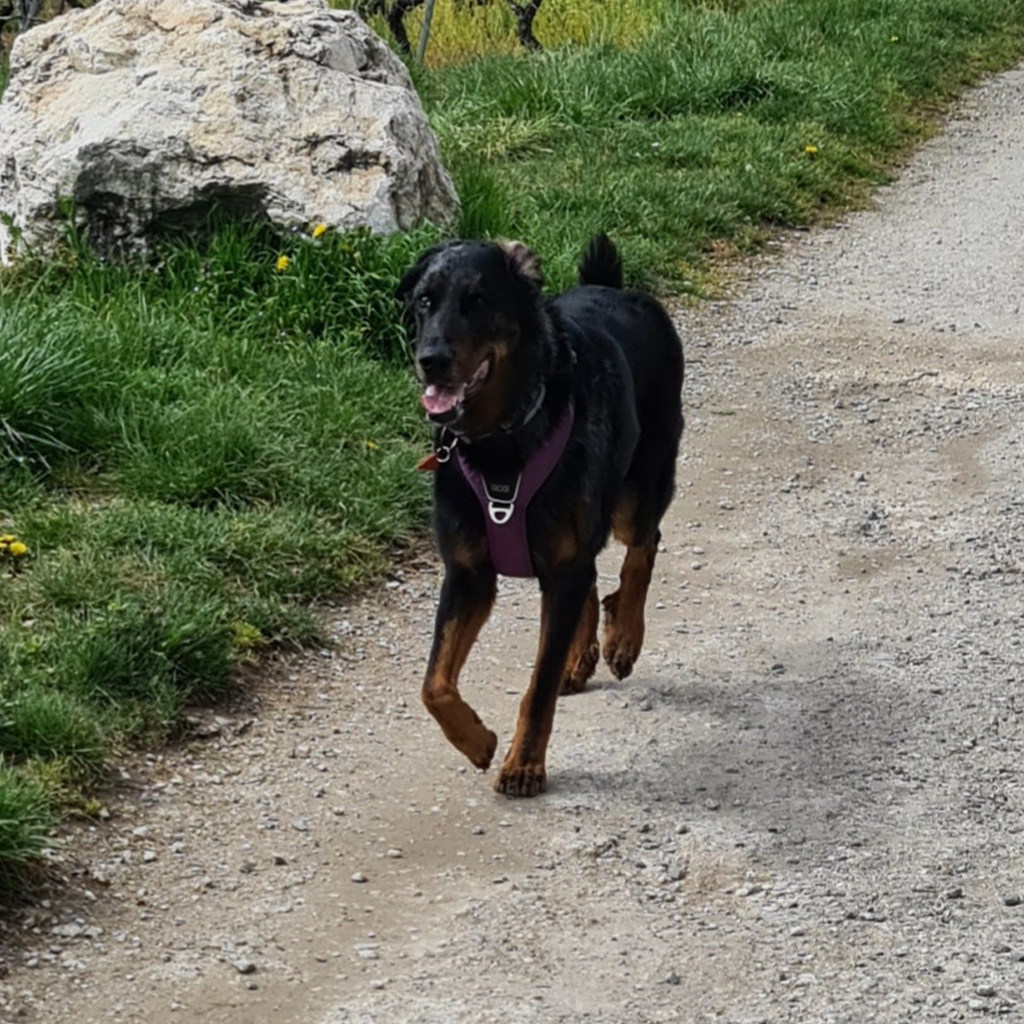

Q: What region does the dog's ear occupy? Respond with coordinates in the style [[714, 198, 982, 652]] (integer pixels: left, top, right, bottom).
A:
[[395, 241, 458, 307], [496, 239, 542, 290]]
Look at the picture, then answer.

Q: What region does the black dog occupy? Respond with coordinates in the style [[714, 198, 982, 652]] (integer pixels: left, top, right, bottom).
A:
[[396, 235, 684, 796]]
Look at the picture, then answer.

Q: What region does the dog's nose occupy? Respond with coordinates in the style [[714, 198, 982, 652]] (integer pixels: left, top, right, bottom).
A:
[[417, 350, 453, 379]]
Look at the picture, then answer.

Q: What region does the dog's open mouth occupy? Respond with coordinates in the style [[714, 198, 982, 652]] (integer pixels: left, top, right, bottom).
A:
[[421, 356, 492, 420]]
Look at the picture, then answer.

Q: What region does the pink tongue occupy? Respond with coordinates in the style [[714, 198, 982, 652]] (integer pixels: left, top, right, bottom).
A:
[[421, 384, 464, 415]]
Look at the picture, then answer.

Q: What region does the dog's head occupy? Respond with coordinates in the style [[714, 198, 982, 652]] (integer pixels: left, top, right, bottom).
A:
[[395, 239, 543, 430]]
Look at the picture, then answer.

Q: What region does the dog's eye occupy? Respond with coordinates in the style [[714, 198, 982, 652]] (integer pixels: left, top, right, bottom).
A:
[[416, 294, 432, 314], [463, 291, 484, 312]]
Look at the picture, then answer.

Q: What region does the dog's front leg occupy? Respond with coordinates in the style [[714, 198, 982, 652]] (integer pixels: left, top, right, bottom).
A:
[[422, 564, 499, 770], [497, 565, 596, 797]]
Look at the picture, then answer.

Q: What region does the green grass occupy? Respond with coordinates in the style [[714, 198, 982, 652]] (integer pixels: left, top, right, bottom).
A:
[[422, 0, 1024, 288], [0, 760, 54, 894], [0, 220, 438, 897], [2, 0, 1024, 900]]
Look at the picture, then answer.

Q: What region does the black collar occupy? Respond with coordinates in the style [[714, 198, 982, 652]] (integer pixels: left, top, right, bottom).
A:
[[445, 380, 547, 444]]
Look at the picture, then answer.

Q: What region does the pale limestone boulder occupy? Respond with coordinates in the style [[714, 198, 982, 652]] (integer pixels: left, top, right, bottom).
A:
[[0, 0, 458, 263]]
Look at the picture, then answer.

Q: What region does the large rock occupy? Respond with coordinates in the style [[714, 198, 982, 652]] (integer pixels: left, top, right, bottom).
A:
[[0, 0, 458, 263]]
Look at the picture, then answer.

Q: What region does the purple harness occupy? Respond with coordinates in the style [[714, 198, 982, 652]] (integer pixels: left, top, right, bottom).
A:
[[450, 404, 574, 578]]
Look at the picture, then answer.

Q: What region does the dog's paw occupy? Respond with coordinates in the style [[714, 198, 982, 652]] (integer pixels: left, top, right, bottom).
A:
[[469, 729, 499, 771], [560, 641, 599, 695], [495, 761, 547, 798], [602, 635, 641, 680], [602, 591, 643, 679]]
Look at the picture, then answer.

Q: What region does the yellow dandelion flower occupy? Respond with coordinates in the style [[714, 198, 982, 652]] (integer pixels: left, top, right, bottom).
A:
[[0, 542, 8, 554], [275, 254, 290, 272], [364, 440, 377, 450], [311, 223, 327, 239], [0, 534, 13, 543], [9, 541, 28, 557], [804, 144, 818, 157]]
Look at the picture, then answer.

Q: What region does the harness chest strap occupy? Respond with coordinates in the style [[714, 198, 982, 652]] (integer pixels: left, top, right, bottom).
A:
[[454, 404, 574, 578]]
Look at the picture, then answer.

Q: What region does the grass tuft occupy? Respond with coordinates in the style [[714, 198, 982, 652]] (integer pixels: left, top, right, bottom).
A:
[[0, 760, 54, 897]]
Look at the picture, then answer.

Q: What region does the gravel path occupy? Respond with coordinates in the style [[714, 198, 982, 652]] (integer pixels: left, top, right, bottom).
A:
[[2, 66, 1024, 1024]]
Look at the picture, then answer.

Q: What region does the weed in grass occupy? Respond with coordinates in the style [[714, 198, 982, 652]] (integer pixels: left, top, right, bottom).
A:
[[451, 159, 514, 244], [0, 531, 29, 569]]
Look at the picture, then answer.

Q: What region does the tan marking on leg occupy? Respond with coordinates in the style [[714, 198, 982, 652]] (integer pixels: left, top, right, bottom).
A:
[[496, 568, 595, 796], [549, 528, 578, 567], [449, 538, 488, 569], [610, 493, 637, 546], [602, 540, 657, 680], [422, 587, 497, 769], [496, 591, 558, 797], [560, 584, 599, 695]]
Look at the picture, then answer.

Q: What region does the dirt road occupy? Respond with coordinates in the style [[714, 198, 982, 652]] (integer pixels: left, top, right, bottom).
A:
[[3, 66, 1024, 1024]]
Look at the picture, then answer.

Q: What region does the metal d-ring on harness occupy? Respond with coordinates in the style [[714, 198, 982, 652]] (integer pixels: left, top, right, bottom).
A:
[[449, 402, 575, 578], [436, 380, 548, 524], [432, 382, 541, 523], [434, 425, 526, 524], [429, 352, 577, 577]]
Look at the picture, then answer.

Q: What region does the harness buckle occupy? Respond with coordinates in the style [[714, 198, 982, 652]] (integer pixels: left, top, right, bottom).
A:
[[483, 473, 521, 526]]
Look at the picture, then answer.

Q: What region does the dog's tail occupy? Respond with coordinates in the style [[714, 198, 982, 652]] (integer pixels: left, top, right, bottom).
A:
[[578, 232, 623, 289]]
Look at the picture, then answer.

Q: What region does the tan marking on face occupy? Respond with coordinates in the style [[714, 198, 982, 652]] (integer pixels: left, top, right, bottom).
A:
[[461, 337, 515, 431]]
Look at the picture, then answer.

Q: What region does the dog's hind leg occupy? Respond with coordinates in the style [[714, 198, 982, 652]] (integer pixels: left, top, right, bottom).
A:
[[560, 583, 599, 695], [602, 410, 679, 679], [498, 565, 595, 796], [422, 565, 499, 770], [602, 491, 661, 679], [602, 537, 658, 680]]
